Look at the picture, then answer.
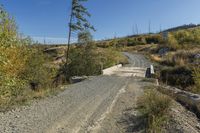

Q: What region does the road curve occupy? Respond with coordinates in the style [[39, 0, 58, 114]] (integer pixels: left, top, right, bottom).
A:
[[123, 52, 151, 68], [0, 53, 151, 133]]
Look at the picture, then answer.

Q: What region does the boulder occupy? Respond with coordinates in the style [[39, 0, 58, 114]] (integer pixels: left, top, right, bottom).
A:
[[195, 54, 200, 59], [69, 76, 88, 84], [158, 47, 169, 56]]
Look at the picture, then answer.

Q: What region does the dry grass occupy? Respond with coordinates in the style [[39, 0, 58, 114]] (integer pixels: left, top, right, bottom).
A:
[[137, 89, 172, 132], [192, 66, 200, 94], [150, 49, 200, 67], [150, 54, 162, 63], [0, 86, 64, 112]]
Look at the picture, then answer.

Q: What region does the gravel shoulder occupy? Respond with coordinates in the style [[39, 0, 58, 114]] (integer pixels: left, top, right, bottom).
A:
[[93, 80, 200, 133], [92, 78, 150, 133], [166, 101, 200, 133]]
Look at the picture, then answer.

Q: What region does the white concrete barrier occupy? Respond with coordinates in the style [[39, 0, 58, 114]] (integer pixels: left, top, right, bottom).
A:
[[102, 64, 122, 75], [150, 65, 155, 75]]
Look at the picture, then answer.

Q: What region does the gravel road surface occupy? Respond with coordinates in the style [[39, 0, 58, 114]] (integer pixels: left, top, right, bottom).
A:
[[0, 53, 151, 133], [123, 52, 151, 68]]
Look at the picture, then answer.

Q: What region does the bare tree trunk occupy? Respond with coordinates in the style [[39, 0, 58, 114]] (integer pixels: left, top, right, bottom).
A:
[[66, 4, 73, 64]]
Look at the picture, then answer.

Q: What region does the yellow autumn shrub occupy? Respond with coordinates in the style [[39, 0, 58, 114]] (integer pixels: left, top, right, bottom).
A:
[[0, 5, 32, 109], [0, 45, 29, 76]]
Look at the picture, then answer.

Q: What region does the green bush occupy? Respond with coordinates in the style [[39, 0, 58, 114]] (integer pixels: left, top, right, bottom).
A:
[[160, 51, 193, 67], [0, 6, 18, 47], [59, 43, 127, 79], [167, 33, 180, 50], [20, 48, 55, 91], [137, 89, 172, 132], [101, 48, 127, 67], [160, 66, 194, 88], [126, 38, 146, 46], [117, 39, 128, 47], [173, 29, 200, 45], [145, 35, 163, 44], [0, 5, 28, 109], [67, 44, 101, 77], [192, 66, 200, 93], [0, 5, 58, 110], [96, 41, 111, 48], [0, 75, 25, 109], [163, 28, 200, 50], [109, 40, 118, 47]]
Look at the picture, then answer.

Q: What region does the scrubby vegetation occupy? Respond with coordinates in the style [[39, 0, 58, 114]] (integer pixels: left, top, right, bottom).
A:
[[0, 6, 59, 111], [137, 89, 172, 132], [137, 27, 200, 94], [95, 34, 163, 48], [93, 26, 200, 94], [57, 42, 127, 80], [192, 66, 200, 93], [151, 51, 200, 93], [159, 28, 200, 50], [173, 28, 200, 46], [160, 67, 194, 88], [0, 5, 128, 110], [69, 45, 126, 76]]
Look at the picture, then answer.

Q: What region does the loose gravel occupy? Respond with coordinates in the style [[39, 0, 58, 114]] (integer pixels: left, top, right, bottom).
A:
[[0, 53, 154, 133]]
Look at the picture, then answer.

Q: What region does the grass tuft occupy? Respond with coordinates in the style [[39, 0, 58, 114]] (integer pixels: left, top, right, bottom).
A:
[[137, 89, 172, 132]]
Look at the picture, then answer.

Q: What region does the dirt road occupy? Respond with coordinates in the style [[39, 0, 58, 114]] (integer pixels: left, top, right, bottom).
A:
[[0, 53, 151, 133], [123, 52, 151, 68], [1, 53, 199, 133]]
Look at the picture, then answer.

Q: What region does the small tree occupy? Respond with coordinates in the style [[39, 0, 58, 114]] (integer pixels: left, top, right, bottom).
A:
[[66, 0, 95, 63], [78, 30, 92, 45], [0, 5, 17, 46]]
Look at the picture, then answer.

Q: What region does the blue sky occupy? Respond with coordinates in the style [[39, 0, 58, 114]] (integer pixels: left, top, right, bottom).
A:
[[1, 0, 200, 44]]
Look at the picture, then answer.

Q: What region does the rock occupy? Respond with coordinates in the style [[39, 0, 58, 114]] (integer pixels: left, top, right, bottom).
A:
[[158, 47, 169, 56], [69, 76, 88, 84], [195, 54, 200, 59]]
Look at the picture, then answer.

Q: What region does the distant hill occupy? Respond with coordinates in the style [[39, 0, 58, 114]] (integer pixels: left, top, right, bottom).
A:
[[161, 24, 200, 33], [36, 24, 200, 48], [97, 24, 200, 44]]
